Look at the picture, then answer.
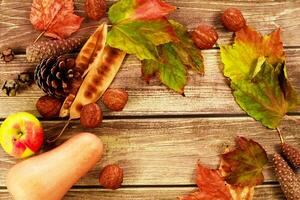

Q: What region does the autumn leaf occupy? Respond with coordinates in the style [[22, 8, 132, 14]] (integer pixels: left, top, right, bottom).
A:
[[108, 0, 176, 24], [169, 20, 204, 74], [107, 0, 177, 60], [30, 0, 83, 39], [220, 137, 268, 187], [107, 19, 178, 60], [142, 43, 187, 94], [179, 163, 232, 200], [141, 20, 204, 94], [220, 26, 299, 129]]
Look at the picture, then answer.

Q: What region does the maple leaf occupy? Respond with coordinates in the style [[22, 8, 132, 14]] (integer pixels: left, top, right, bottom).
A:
[[107, 19, 178, 60], [141, 20, 204, 94], [107, 0, 177, 60], [179, 163, 232, 200], [30, 0, 83, 39], [220, 26, 299, 129], [220, 137, 268, 187], [108, 0, 176, 24], [142, 43, 187, 94]]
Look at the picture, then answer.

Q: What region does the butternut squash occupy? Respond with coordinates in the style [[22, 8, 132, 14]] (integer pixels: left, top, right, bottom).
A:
[[6, 132, 103, 200]]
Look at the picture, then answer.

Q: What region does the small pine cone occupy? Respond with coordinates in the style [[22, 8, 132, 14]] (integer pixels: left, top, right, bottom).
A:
[[34, 56, 82, 98], [26, 38, 85, 62], [273, 153, 300, 200], [281, 143, 300, 169]]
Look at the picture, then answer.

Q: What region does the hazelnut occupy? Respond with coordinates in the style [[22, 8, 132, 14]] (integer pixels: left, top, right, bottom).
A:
[[80, 103, 102, 128], [191, 24, 218, 49], [1, 48, 14, 62], [221, 8, 246, 32], [85, 0, 107, 21], [36, 95, 62, 119], [99, 164, 123, 190], [102, 89, 128, 111]]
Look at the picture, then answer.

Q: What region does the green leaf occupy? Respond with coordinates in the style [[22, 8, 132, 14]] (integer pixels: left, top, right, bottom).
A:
[[107, 19, 177, 60], [170, 20, 204, 74], [221, 26, 298, 129], [142, 43, 187, 94], [232, 61, 290, 129], [220, 137, 268, 187]]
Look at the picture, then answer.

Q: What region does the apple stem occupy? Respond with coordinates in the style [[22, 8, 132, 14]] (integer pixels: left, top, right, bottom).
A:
[[47, 119, 71, 143], [276, 127, 284, 144]]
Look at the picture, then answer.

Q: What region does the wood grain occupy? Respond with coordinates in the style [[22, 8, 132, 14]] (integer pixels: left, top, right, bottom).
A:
[[0, 0, 300, 51], [1, 117, 299, 187], [0, 49, 299, 118], [0, 185, 285, 200]]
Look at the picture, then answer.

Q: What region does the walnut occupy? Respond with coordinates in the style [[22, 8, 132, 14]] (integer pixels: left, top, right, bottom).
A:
[[99, 164, 123, 190]]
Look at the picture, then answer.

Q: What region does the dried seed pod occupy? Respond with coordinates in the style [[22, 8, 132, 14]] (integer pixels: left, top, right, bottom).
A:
[[76, 23, 107, 76], [69, 46, 126, 119], [1, 48, 14, 62], [26, 38, 85, 62], [2, 80, 18, 96], [59, 23, 108, 118]]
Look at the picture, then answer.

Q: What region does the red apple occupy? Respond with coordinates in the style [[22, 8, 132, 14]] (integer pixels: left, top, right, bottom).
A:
[[0, 112, 44, 158]]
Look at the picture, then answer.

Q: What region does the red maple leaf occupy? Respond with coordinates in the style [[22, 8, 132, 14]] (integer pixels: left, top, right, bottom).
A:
[[179, 163, 232, 200], [30, 0, 83, 39]]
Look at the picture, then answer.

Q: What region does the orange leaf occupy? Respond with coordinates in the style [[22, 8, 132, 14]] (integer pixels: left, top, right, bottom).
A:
[[180, 163, 232, 200], [30, 0, 83, 39]]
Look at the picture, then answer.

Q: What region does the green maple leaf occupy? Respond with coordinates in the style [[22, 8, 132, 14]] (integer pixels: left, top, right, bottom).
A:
[[141, 20, 204, 94], [107, 0, 178, 60], [107, 19, 178, 60], [142, 43, 187, 94], [220, 137, 268, 187], [221, 26, 298, 129], [169, 20, 204, 74]]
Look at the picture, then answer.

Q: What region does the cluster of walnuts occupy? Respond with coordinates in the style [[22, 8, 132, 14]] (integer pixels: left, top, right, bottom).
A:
[[36, 88, 128, 128], [191, 8, 246, 49]]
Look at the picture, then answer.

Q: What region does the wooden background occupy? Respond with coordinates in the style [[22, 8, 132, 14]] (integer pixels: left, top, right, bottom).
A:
[[1, 0, 300, 199]]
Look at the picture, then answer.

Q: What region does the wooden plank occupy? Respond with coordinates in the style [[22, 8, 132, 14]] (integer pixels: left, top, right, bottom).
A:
[[0, 49, 299, 118], [0, 116, 299, 186], [0, 185, 285, 200], [1, 0, 300, 51]]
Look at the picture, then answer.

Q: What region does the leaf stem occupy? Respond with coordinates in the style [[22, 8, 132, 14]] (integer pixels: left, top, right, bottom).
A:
[[47, 119, 71, 143], [276, 128, 284, 144]]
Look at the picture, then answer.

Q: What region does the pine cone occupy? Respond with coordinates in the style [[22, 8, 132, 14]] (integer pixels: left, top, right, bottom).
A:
[[34, 56, 82, 98], [26, 38, 85, 62], [273, 153, 300, 200], [281, 143, 300, 169]]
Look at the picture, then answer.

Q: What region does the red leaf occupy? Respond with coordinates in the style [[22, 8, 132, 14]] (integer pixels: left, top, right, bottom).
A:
[[30, 0, 83, 39], [180, 163, 232, 200], [133, 0, 177, 20]]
